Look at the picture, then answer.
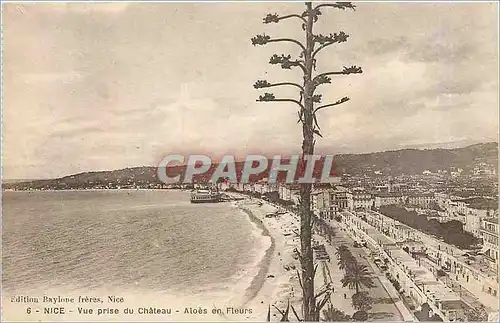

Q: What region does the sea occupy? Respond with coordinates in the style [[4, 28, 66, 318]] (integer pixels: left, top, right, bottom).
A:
[[1, 190, 270, 321]]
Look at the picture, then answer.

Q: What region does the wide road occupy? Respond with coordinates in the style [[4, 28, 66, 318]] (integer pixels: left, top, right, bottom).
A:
[[313, 220, 407, 321]]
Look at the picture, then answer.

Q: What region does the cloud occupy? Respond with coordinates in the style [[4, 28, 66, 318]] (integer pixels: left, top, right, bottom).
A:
[[28, 3, 130, 14], [2, 2, 498, 179], [17, 72, 84, 84]]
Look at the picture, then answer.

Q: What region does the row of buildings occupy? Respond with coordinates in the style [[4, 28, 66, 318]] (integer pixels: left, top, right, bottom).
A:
[[221, 180, 498, 299], [220, 180, 498, 269], [341, 209, 499, 321], [340, 211, 465, 321], [310, 186, 498, 267]]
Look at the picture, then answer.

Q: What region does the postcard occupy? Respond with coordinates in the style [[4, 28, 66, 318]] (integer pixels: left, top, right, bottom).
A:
[[1, 1, 498, 322]]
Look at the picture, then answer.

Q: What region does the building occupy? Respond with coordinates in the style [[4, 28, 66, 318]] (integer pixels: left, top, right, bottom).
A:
[[312, 186, 355, 218], [341, 210, 465, 321], [407, 193, 434, 207], [435, 192, 449, 210], [374, 192, 406, 208], [481, 215, 499, 268], [351, 188, 373, 210], [465, 207, 489, 238], [461, 198, 498, 237], [334, 187, 353, 211], [311, 189, 326, 217], [473, 163, 496, 176], [278, 184, 294, 201], [365, 209, 499, 313]]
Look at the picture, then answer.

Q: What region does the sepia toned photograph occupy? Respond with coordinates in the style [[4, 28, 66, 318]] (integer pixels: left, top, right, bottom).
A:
[[1, 1, 499, 322]]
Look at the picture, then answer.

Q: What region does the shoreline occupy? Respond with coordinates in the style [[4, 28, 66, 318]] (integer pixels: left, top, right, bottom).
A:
[[239, 206, 276, 305], [228, 194, 302, 321], [2, 188, 187, 192], [3, 191, 300, 322]]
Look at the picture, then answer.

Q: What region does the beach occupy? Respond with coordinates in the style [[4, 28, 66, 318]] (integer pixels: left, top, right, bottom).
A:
[[230, 196, 303, 321], [229, 193, 407, 322]]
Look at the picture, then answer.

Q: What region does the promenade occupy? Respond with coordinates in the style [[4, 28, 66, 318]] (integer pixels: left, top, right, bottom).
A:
[[312, 220, 410, 321], [246, 196, 412, 321], [365, 209, 499, 314]]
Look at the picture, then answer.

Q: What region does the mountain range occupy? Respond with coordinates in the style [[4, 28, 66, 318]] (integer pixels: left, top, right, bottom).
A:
[[2, 142, 497, 190]]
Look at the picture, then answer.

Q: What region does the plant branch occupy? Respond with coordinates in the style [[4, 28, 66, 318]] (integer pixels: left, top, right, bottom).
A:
[[313, 97, 350, 113], [296, 269, 304, 291], [314, 2, 357, 12], [313, 113, 320, 130], [312, 32, 349, 58], [290, 305, 303, 321], [268, 38, 306, 53], [268, 82, 305, 92], [252, 34, 306, 53], [280, 14, 308, 24], [312, 43, 333, 59], [316, 292, 332, 312], [254, 80, 304, 92], [313, 263, 319, 279], [263, 13, 308, 24], [272, 305, 285, 317], [257, 93, 305, 110], [269, 54, 307, 74], [314, 285, 332, 300], [313, 65, 363, 83]]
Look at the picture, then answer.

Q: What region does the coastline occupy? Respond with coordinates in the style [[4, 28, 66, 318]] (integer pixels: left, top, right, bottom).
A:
[[3, 190, 408, 322], [1, 188, 187, 192], [228, 194, 302, 321], [239, 207, 276, 305]]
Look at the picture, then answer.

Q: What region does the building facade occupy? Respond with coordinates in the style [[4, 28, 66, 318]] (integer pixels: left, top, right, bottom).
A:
[[481, 216, 499, 267]]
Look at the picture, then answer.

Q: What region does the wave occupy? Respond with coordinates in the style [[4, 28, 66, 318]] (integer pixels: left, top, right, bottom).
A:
[[236, 206, 274, 306]]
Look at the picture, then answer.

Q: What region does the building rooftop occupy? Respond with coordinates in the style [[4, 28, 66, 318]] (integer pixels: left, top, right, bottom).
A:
[[425, 284, 461, 302], [374, 192, 405, 197], [453, 253, 498, 278], [462, 197, 498, 210], [483, 217, 499, 225], [407, 192, 434, 197], [389, 247, 460, 302]]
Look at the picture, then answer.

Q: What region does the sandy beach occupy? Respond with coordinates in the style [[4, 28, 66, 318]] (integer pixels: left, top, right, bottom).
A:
[[228, 193, 407, 322], [229, 196, 303, 321], [231, 196, 351, 321]]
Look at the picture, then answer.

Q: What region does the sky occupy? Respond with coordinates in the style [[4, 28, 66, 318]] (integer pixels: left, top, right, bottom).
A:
[[2, 1, 499, 179]]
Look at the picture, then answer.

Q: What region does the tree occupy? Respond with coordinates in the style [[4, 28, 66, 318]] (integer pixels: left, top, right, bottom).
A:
[[252, 2, 362, 321], [341, 262, 375, 294], [351, 291, 373, 312], [321, 305, 351, 321], [352, 310, 368, 321], [430, 313, 443, 321], [335, 245, 350, 259], [392, 279, 401, 291], [335, 244, 356, 271], [464, 305, 488, 321], [415, 302, 432, 321], [337, 253, 356, 271]]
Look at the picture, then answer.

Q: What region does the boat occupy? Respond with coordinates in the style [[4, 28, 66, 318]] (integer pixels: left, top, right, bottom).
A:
[[190, 188, 221, 203]]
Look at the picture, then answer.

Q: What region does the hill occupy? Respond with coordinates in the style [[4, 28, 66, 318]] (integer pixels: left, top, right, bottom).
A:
[[3, 142, 497, 190], [332, 142, 498, 176]]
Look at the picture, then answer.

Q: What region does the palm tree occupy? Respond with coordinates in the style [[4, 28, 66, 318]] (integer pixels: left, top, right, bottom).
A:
[[335, 245, 349, 259], [341, 262, 375, 294], [337, 253, 356, 271], [335, 245, 356, 271], [322, 305, 351, 321], [335, 245, 353, 261]]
